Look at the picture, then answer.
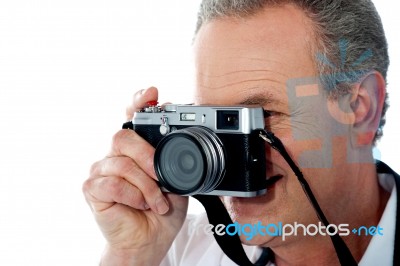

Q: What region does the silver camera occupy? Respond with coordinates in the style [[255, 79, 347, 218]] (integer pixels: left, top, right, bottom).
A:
[[123, 104, 267, 197]]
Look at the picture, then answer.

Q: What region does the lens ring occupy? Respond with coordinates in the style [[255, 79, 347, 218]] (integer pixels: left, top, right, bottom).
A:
[[183, 127, 225, 192], [154, 126, 226, 195]]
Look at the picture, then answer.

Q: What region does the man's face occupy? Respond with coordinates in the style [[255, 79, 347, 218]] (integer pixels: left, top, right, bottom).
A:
[[193, 4, 358, 247]]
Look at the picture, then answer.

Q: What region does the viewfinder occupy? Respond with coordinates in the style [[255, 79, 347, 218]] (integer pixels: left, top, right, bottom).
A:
[[217, 110, 239, 130]]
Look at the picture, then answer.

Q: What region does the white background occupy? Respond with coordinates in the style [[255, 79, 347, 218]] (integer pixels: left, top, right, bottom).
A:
[[0, 1, 398, 265]]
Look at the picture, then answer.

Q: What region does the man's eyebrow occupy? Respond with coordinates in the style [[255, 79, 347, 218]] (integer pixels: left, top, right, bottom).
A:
[[239, 93, 284, 107]]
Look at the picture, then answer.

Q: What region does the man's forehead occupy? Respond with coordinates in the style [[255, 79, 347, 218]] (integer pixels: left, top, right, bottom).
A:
[[193, 4, 319, 109], [196, 85, 288, 107], [194, 4, 315, 54], [194, 4, 317, 87]]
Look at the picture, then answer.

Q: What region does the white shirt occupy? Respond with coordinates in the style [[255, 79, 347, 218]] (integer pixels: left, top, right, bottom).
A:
[[161, 173, 397, 266]]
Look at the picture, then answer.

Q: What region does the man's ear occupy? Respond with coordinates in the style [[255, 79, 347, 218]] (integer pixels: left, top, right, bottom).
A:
[[350, 71, 386, 146]]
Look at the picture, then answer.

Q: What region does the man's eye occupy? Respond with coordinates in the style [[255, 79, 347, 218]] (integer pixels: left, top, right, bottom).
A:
[[263, 110, 279, 118]]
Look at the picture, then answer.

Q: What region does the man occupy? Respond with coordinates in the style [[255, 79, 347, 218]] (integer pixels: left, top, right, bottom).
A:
[[83, 0, 398, 265]]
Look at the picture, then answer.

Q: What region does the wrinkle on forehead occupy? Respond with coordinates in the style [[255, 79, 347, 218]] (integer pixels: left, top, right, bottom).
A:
[[196, 60, 290, 92], [196, 67, 289, 79], [198, 76, 284, 90]]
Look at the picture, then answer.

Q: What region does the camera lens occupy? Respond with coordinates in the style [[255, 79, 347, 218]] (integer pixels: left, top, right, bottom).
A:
[[154, 127, 226, 195], [157, 137, 205, 191]]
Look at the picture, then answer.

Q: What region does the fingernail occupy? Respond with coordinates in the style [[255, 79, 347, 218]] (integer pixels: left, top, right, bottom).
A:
[[143, 202, 150, 210], [155, 196, 169, 215]]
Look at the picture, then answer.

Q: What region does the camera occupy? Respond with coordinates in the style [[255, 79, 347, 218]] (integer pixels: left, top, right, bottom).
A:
[[122, 103, 267, 197]]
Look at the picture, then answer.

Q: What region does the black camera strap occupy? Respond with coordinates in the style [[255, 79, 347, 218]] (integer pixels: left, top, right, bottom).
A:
[[259, 130, 357, 265]]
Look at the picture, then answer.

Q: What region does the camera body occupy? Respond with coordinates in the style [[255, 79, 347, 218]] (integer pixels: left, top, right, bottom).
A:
[[123, 104, 267, 197]]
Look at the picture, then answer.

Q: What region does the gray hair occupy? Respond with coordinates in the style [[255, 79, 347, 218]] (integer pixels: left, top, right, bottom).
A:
[[195, 0, 390, 143]]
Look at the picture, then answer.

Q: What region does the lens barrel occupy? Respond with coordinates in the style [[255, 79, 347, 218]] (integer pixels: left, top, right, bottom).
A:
[[154, 127, 226, 195]]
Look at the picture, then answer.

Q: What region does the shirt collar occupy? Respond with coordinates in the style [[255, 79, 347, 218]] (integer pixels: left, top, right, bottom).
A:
[[359, 173, 397, 266]]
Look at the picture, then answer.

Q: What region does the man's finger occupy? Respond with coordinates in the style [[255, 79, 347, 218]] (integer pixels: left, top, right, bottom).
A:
[[108, 129, 157, 180], [126, 87, 159, 120]]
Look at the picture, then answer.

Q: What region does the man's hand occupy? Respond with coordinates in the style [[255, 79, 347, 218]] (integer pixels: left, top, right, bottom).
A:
[[83, 87, 188, 265]]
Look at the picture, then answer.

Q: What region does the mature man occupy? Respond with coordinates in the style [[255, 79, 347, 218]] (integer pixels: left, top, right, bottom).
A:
[[83, 0, 399, 265]]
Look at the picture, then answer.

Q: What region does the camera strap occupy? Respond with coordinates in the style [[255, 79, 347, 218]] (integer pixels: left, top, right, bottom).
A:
[[258, 130, 357, 266]]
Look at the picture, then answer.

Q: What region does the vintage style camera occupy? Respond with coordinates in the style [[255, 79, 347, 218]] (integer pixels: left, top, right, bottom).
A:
[[122, 103, 267, 197]]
